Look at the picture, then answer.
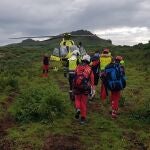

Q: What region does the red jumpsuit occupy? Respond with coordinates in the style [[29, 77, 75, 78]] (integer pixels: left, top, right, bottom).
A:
[[74, 64, 94, 120], [110, 91, 120, 117], [100, 82, 107, 101]]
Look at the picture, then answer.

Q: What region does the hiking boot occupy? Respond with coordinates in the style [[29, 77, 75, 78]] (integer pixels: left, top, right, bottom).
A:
[[80, 117, 86, 125], [111, 115, 117, 119], [75, 109, 80, 119], [111, 110, 117, 119], [45, 73, 48, 77]]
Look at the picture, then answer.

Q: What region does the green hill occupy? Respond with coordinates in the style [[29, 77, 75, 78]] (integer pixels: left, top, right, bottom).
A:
[[7, 30, 112, 51]]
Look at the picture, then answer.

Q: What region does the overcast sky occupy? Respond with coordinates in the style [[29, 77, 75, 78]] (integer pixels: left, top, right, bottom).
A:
[[0, 0, 150, 46]]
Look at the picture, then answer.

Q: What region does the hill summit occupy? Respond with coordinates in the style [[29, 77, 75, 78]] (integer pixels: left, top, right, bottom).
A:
[[19, 30, 112, 50]]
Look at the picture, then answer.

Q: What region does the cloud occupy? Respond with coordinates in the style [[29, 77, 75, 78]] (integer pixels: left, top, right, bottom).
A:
[[94, 27, 150, 45], [0, 0, 149, 46]]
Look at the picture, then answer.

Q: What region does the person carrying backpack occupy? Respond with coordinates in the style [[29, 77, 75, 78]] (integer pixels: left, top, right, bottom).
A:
[[105, 56, 126, 119], [73, 54, 94, 124], [90, 51, 100, 98], [99, 48, 112, 101], [66, 50, 80, 100], [91, 51, 100, 86]]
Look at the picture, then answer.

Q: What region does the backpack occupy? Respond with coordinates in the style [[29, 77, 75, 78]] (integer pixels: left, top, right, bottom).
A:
[[105, 63, 126, 91], [73, 65, 91, 92]]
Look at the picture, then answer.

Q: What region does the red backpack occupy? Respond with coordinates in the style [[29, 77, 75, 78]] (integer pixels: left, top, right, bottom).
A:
[[73, 64, 91, 92]]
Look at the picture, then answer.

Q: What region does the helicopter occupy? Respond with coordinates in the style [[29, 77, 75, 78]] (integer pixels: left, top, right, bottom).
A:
[[10, 32, 96, 69], [49, 33, 94, 70]]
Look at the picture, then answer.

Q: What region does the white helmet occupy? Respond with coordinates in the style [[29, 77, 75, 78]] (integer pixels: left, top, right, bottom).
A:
[[72, 50, 80, 56], [82, 54, 91, 63]]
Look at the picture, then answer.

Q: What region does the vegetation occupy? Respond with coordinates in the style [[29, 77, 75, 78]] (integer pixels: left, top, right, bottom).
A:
[[10, 83, 66, 123], [0, 30, 149, 149]]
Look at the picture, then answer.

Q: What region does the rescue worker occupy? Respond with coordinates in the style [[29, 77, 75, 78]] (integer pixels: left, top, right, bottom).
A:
[[62, 46, 71, 78], [106, 56, 125, 119], [90, 51, 100, 98], [91, 51, 100, 86], [67, 50, 80, 100], [74, 54, 94, 124], [100, 48, 112, 101], [42, 53, 49, 77]]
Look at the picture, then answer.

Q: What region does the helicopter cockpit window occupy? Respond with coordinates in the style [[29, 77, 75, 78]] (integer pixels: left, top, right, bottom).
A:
[[52, 47, 68, 57], [52, 48, 60, 56], [60, 46, 68, 57]]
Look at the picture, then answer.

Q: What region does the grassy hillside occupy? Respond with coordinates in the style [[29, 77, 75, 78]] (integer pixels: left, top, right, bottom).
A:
[[0, 32, 150, 149]]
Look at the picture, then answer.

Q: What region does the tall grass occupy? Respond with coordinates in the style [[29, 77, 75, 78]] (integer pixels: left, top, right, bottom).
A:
[[10, 83, 66, 123]]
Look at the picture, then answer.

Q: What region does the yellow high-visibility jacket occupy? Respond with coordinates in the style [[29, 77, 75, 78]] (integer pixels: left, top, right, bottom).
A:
[[69, 59, 77, 71], [100, 53, 112, 71], [65, 51, 72, 59]]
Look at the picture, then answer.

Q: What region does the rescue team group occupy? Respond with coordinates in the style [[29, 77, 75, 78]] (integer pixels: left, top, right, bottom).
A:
[[43, 48, 126, 124]]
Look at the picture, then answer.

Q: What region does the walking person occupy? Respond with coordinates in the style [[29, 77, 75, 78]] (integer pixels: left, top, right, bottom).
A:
[[73, 54, 94, 124], [67, 50, 80, 100], [42, 53, 49, 77], [99, 48, 112, 101], [105, 56, 126, 119], [90, 51, 100, 98]]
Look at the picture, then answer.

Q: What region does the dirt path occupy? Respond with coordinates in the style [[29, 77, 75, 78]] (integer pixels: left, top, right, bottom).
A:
[[43, 72, 86, 150], [43, 134, 84, 150], [0, 92, 18, 150]]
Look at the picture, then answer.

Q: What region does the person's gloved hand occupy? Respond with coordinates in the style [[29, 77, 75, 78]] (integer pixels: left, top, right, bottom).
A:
[[91, 89, 96, 98]]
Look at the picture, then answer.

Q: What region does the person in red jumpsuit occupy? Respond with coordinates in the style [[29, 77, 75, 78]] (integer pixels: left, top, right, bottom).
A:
[[99, 49, 112, 101], [73, 54, 94, 124], [109, 56, 125, 119]]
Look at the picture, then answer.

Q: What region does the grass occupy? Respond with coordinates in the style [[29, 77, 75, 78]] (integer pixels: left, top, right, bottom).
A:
[[0, 45, 150, 149]]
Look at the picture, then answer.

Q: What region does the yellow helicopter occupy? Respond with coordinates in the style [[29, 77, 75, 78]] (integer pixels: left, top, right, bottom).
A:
[[10, 32, 95, 69]]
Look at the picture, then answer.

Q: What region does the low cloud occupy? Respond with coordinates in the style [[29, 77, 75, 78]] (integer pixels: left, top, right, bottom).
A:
[[94, 27, 150, 45]]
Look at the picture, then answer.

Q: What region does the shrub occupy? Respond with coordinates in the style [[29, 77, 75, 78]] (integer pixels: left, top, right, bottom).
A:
[[8, 77, 19, 90], [0, 76, 19, 91], [10, 84, 66, 123]]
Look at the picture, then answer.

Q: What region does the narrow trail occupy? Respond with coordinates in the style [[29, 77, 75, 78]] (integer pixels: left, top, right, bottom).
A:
[[0, 91, 18, 150], [43, 72, 85, 150]]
